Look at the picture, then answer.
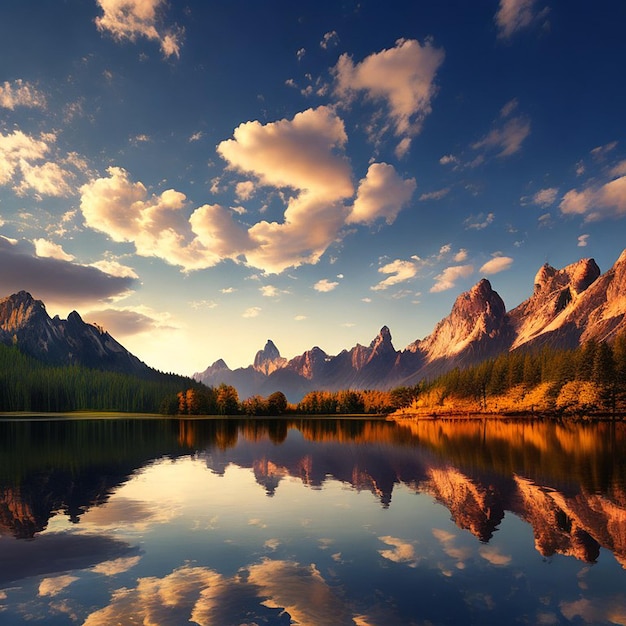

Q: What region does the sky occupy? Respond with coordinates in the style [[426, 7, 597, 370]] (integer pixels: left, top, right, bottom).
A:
[[1, 0, 625, 376]]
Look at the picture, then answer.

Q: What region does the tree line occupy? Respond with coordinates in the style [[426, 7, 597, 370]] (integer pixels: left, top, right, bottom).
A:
[[412, 330, 626, 416], [0, 343, 203, 413]]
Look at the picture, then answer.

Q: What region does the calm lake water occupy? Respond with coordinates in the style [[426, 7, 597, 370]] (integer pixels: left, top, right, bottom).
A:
[[0, 417, 625, 625]]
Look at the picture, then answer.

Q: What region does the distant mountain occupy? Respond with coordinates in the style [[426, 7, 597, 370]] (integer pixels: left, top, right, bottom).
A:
[[0, 290, 151, 375], [195, 249, 626, 401]]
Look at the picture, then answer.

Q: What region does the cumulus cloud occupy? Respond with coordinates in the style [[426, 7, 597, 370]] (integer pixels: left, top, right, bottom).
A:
[[560, 176, 626, 221], [0, 236, 136, 306], [439, 154, 459, 166], [371, 258, 419, 291], [0, 79, 46, 110], [39, 575, 79, 597], [479, 255, 513, 274], [80, 167, 251, 271], [33, 238, 75, 262], [430, 264, 474, 293], [0, 130, 50, 186], [378, 536, 418, 566], [17, 160, 74, 197], [235, 180, 255, 201], [95, 0, 183, 58], [217, 106, 354, 273], [495, 0, 540, 39], [314, 278, 339, 292], [478, 546, 512, 566], [577, 234, 589, 247], [259, 285, 286, 297], [532, 187, 558, 207], [334, 38, 444, 154], [348, 163, 416, 225], [242, 307, 261, 318]]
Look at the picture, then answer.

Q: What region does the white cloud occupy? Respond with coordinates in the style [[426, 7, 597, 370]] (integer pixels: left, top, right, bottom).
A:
[[560, 176, 626, 221], [235, 181, 255, 201], [17, 160, 74, 197], [419, 187, 450, 201], [86, 306, 174, 336], [439, 154, 459, 166], [260, 285, 287, 297], [0, 79, 46, 110], [479, 255, 513, 275], [348, 162, 416, 225], [39, 575, 78, 597], [465, 212, 495, 230], [294, 314, 307, 321], [371, 259, 418, 291], [430, 264, 474, 293], [314, 278, 339, 292], [590, 140, 618, 160], [532, 187, 558, 207], [217, 106, 353, 273], [95, 0, 183, 58], [90, 259, 139, 278], [221, 287, 236, 294], [472, 115, 530, 157], [378, 536, 418, 566], [33, 238, 75, 262], [495, 0, 539, 39], [334, 38, 445, 154], [454, 248, 468, 262], [80, 167, 251, 271], [242, 307, 261, 318], [0, 130, 50, 186], [320, 31, 339, 49], [296, 48, 306, 61], [577, 234, 589, 247]]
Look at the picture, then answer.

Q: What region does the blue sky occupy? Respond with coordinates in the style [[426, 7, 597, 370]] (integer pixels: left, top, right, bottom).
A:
[[1, 0, 625, 374]]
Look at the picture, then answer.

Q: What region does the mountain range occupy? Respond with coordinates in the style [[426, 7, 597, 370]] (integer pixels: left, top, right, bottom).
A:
[[2, 250, 625, 402], [195, 249, 626, 401]]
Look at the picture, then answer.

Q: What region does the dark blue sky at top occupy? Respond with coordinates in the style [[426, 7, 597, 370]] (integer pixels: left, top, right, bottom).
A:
[[0, 0, 624, 372]]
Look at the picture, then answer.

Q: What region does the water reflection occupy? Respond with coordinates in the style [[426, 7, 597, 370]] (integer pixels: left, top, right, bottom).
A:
[[0, 417, 625, 624]]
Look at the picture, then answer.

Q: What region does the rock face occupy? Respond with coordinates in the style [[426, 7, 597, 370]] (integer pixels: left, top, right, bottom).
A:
[[195, 249, 626, 401], [0, 291, 149, 374]]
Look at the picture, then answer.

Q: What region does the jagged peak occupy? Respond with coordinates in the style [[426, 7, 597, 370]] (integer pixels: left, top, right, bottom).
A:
[[532, 257, 599, 297], [210, 358, 230, 370], [369, 325, 393, 348], [615, 248, 626, 266]]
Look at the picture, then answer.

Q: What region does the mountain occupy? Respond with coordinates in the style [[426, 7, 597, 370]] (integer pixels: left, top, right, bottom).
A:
[[0, 290, 150, 375], [195, 249, 626, 401]]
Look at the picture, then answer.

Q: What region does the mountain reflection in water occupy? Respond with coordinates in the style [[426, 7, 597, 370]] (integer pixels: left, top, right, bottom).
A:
[[0, 417, 624, 567]]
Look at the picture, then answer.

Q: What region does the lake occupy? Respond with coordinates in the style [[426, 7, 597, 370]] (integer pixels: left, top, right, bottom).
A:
[[0, 416, 625, 625]]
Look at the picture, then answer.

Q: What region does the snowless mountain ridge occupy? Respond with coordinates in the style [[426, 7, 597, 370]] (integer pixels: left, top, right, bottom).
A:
[[196, 250, 626, 400]]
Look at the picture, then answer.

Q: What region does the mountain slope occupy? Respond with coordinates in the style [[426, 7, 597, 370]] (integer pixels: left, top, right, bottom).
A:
[[0, 291, 150, 375], [195, 249, 626, 401]]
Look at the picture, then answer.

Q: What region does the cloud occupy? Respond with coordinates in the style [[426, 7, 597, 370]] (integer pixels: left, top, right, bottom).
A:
[[39, 575, 79, 597], [439, 154, 459, 166], [0, 79, 46, 110], [610, 160, 626, 178], [217, 106, 354, 273], [495, 0, 540, 39], [478, 546, 512, 566], [247, 559, 353, 625], [0, 130, 50, 186], [371, 259, 419, 291], [472, 115, 530, 157], [347, 163, 416, 225], [378, 536, 418, 566], [532, 187, 558, 207], [17, 160, 74, 197], [242, 307, 261, 318], [95, 0, 183, 58], [84, 306, 174, 336], [235, 180, 255, 201], [560, 176, 626, 221], [314, 278, 339, 292], [430, 264, 474, 293], [454, 248, 468, 262], [89, 259, 139, 279], [590, 140, 618, 160], [90, 555, 142, 576], [260, 285, 286, 297], [419, 187, 450, 201], [334, 38, 445, 154], [80, 167, 250, 271], [0, 236, 136, 306], [320, 31, 339, 49], [464, 212, 495, 230], [479, 255, 513, 274], [33, 238, 75, 262], [577, 234, 589, 247]]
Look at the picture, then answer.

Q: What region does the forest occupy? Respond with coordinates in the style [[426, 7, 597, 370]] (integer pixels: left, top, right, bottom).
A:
[[2, 330, 625, 417]]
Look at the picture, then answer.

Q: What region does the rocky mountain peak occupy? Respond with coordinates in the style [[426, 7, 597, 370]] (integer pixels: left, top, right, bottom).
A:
[[0, 291, 48, 333], [369, 325, 394, 352], [253, 339, 287, 375]]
